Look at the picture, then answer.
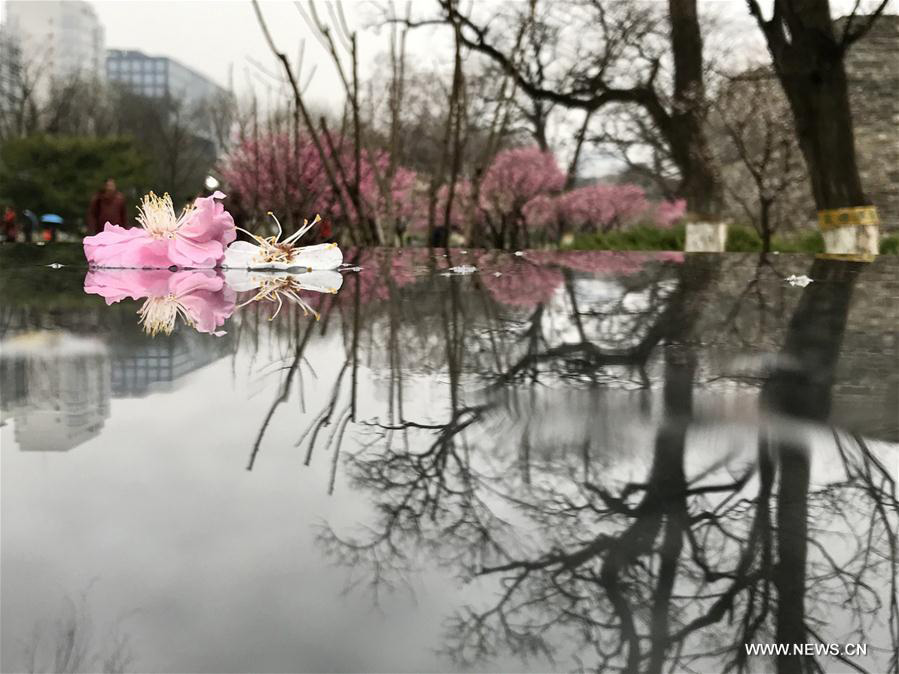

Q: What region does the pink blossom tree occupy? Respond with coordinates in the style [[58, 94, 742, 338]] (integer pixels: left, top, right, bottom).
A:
[[479, 147, 565, 249], [359, 164, 426, 244], [406, 179, 478, 243], [652, 198, 687, 228], [558, 184, 650, 234], [522, 194, 563, 241], [221, 131, 421, 244], [220, 132, 336, 235]]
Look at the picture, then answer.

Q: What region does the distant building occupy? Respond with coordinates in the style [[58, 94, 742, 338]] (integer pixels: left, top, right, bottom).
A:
[[110, 333, 232, 398], [2, 0, 105, 99], [105, 49, 226, 108], [0, 23, 22, 122]]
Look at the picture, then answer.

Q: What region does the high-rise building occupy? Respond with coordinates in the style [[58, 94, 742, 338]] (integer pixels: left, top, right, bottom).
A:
[[106, 49, 226, 108], [2, 0, 105, 99], [0, 23, 22, 123]]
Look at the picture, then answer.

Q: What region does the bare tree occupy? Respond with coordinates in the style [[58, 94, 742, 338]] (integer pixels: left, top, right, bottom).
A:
[[715, 71, 809, 251], [418, 0, 726, 219]]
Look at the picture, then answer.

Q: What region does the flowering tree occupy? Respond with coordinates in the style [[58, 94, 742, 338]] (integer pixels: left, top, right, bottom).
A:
[[220, 131, 420, 244], [479, 147, 566, 249], [220, 132, 335, 233], [522, 194, 563, 241], [406, 179, 478, 242], [558, 184, 650, 233], [653, 198, 687, 228], [360, 165, 426, 244]]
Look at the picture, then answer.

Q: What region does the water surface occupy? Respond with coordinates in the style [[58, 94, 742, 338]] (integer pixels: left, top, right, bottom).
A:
[[1, 246, 897, 673]]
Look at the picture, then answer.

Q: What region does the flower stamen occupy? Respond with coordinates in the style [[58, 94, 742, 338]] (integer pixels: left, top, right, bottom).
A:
[[137, 192, 195, 240], [236, 277, 322, 321], [233, 213, 325, 266], [138, 293, 194, 336]]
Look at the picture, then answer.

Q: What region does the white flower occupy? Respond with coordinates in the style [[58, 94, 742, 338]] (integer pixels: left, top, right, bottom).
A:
[[225, 269, 343, 320], [224, 212, 343, 271]]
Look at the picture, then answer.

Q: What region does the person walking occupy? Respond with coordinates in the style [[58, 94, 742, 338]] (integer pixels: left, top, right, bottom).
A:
[[22, 209, 37, 242], [87, 179, 128, 235], [2, 206, 17, 242]]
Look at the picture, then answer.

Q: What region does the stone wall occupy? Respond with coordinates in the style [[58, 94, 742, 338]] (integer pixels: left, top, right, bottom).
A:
[[844, 15, 899, 230], [720, 15, 899, 232]]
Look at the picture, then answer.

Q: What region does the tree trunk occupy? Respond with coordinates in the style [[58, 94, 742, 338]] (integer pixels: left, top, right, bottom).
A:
[[760, 200, 772, 253], [668, 0, 725, 218], [778, 60, 867, 210], [751, 0, 872, 211], [774, 442, 810, 674]]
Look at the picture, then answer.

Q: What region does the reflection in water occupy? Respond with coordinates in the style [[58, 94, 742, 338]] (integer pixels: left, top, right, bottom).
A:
[[0, 329, 234, 450], [18, 587, 135, 674], [0, 333, 110, 452], [226, 269, 343, 320], [84, 269, 236, 336], [1, 249, 897, 673]]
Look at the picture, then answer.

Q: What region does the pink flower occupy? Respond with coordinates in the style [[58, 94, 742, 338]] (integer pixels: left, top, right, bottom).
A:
[[558, 184, 650, 233], [480, 147, 566, 218], [522, 194, 561, 232], [653, 199, 687, 228], [83, 191, 236, 268], [84, 269, 236, 336]]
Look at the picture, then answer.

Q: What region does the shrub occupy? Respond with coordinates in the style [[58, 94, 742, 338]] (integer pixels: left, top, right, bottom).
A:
[[879, 233, 899, 255], [567, 224, 686, 251]]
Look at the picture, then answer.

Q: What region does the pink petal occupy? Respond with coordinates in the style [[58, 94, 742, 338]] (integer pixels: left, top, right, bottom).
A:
[[168, 269, 225, 297], [180, 191, 236, 247], [178, 287, 236, 334], [83, 269, 174, 304], [84, 224, 171, 268], [167, 236, 224, 268]]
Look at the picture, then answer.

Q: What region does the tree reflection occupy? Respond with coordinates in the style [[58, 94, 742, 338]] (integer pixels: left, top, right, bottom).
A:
[[18, 589, 135, 674], [308, 253, 896, 673]]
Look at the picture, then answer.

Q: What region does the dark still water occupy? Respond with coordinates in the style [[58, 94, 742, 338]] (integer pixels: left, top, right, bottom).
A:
[[1, 246, 897, 674]]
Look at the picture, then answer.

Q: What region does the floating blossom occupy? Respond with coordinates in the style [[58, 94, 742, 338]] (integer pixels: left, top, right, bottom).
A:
[[84, 269, 236, 336], [785, 274, 813, 287], [83, 191, 236, 268], [442, 265, 477, 276], [224, 269, 343, 320], [223, 212, 343, 270]]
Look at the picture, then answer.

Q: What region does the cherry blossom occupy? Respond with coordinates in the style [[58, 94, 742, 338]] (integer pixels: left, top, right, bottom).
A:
[[84, 269, 236, 336], [83, 192, 236, 268]]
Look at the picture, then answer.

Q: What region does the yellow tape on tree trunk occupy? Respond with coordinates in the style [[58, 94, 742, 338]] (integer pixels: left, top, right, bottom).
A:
[[817, 206, 880, 230], [816, 252, 877, 262]]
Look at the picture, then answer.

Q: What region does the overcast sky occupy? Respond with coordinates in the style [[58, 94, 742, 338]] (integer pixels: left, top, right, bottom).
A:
[[90, 0, 455, 115], [1, 0, 892, 176], [70, 0, 889, 177], [2, 0, 891, 113]]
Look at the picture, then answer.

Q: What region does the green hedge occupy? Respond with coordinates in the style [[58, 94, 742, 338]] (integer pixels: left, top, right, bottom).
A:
[[569, 225, 686, 251]]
